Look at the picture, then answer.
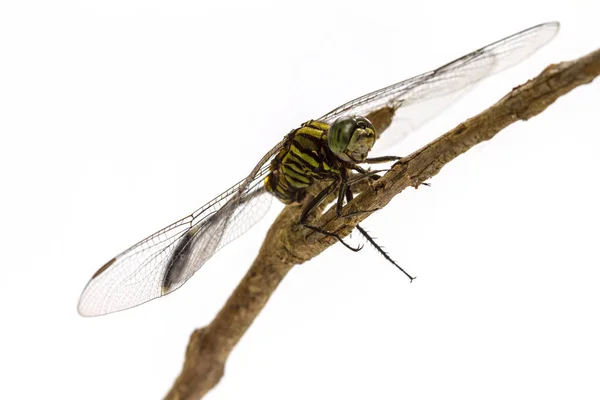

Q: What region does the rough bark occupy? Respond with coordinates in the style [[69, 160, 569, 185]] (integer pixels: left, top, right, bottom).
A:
[[164, 47, 600, 400]]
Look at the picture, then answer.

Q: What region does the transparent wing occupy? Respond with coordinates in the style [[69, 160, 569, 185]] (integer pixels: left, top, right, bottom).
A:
[[78, 143, 284, 316], [318, 22, 559, 152]]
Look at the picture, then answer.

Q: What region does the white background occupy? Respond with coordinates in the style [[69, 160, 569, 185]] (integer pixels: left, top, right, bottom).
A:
[[1, 1, 599, 399]]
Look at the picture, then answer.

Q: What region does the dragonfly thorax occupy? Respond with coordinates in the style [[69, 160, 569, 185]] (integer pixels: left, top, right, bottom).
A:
[[327, 115, 376, 163]]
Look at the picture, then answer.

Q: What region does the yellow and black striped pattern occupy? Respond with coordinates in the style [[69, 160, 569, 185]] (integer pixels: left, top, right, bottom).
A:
[[265, 120, 340, 204]]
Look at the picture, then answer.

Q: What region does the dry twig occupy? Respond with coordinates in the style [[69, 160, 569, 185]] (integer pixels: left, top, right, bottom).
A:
[[164, 47, 600, 400]]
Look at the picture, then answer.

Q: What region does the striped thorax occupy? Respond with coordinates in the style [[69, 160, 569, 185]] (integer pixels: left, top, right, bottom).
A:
[[264, 117, 376, 204]]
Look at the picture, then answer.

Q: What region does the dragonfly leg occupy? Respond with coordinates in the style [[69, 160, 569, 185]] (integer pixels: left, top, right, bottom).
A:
[[363, 155, 403, 164], [336, 175, 347, 218], [300, 177, 363, 252], [345, 188, 415, 281], [336, 169, 384, 218], [349, 166, 388, 182], [355, 225, 415, 282], [334, 169, 380, 217], [358, 159, 431, 188]]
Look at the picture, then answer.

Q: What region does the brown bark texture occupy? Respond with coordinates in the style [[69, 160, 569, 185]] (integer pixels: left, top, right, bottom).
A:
[[164, 47, 600, 400]]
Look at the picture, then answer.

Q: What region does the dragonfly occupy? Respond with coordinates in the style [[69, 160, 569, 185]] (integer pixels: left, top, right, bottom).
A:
[[78, 22, 559, 316]]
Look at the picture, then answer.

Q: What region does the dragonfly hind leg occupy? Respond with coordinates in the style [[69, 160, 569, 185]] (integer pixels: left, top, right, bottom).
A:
[[355, 224, 416, 282], [345, 187, 415, 281]]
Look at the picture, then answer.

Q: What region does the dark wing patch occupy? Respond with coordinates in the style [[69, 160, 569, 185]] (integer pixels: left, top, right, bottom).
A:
[[78, 143, 284, 316]]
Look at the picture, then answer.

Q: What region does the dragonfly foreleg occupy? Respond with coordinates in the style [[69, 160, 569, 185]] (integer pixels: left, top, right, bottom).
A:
[[363, 155, 403, 164], [353, 161, 431, 188]]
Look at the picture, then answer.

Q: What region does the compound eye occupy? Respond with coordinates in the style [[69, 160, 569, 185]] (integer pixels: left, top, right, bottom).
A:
[[355, 116, 374, 131], [328, 116, 357, 155]]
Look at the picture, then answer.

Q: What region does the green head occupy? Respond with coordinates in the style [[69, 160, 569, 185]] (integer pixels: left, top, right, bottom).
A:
[[327, 116, 376, 163]]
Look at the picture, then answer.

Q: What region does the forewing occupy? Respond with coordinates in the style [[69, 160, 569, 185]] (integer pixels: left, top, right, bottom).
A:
[[318, 22, 559, 152], [78, 145, 282, 317]]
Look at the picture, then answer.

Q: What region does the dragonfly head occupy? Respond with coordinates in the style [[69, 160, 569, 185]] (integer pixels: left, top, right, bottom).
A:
[[328, 115, 376, 163]]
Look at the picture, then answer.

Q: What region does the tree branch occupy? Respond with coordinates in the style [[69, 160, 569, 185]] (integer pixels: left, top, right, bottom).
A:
[[164, 47, 600, 400]]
